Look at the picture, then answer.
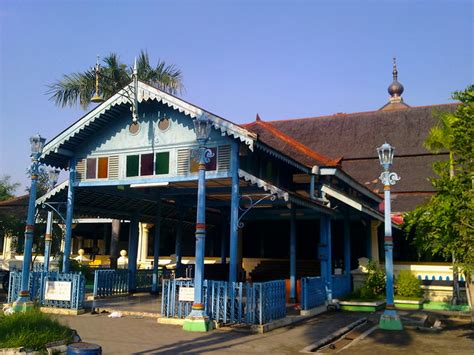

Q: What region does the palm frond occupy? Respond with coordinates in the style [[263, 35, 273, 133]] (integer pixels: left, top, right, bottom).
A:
[[46, 71, 95, 109]]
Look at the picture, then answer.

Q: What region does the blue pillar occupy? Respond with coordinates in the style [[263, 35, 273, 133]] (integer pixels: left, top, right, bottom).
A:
[[365, 219, 372, 259], [14, 158, 40, 309], [220, 214, 227, 265], [229, 141, 239, 284], [152, 200, 161, 293], [343, 217, 351, 294], [289, 205, 297, 303], [319, 215, 332, 301], [62, 158, 76, 273], [175, 205, 184, 269], [128, 213, 139, 292], [44, 211, 53, 272]]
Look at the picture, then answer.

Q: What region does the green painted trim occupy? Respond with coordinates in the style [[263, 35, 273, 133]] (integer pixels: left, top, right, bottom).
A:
[[183, 318, 211, 332], [422, 302, 470, 312], [340, 305, 381, 312], [395, 303, 423, 310], [379, 314, 403, 331]]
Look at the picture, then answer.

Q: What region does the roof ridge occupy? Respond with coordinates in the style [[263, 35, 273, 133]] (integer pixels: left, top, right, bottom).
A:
[[252, 118, 341, 166], [263, 102, 458, 124]]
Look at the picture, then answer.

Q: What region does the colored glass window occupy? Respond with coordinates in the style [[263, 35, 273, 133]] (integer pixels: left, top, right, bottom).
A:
[[86, 158, 97, 179], [126, 155, 139, 177], [98, 157, 108, 178], [155, 152, 170, 175], [140, 153, 154, 176], [190, 147, 217, 173]]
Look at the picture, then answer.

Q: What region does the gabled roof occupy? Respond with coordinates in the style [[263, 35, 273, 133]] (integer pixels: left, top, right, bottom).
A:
[[243, 115, 341, 168], [41, 80, 257, 169]]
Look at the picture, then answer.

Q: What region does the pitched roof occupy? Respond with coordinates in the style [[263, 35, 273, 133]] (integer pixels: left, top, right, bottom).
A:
[[243, 115, 341, 168], [264, 103, 458, 213], [41, 80, 257, 169]]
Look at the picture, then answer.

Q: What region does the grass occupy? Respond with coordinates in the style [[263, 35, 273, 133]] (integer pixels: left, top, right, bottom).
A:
[[0, 309, 72, 350]]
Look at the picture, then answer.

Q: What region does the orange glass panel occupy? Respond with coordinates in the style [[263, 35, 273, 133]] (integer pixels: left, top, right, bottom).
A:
[[98, 157, 108, 178]]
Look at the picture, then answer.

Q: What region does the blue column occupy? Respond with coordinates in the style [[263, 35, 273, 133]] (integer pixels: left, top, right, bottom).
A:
[[220, 214, 227, 265], [383, 187, 394, 307], [229, 141, 239, 284], [152, 200, 161, 293], [343, 217, 351, 294], [62, 158, 76, 273], [175, 205, 184, 269], [194, 158, 206, 306], [319, 215, 332, 301], [128, 213, 139, 292], [365, 219, 372, 259], [289, 205, 297, 302], [44, 211, 53, 272], [15, 159, 40, 307]]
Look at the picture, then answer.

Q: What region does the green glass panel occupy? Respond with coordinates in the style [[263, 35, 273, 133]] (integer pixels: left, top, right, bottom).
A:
[[155, 152, 170, 175], [126, 155, 139, 177]]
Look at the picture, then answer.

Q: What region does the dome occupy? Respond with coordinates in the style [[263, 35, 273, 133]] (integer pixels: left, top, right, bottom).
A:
[[388, 80, 404, 97]]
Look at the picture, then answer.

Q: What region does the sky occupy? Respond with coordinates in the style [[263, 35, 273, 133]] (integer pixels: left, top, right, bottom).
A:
[[0, 0, 472, 194]]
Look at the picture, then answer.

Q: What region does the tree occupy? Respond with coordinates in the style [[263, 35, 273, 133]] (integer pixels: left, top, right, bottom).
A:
[[47, 50, 184, 109], [404, 85, 474, 303], [0, 175, 19, 201]]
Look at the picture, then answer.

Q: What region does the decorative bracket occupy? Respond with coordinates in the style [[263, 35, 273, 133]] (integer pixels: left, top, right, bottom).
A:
[[379, 171, 401, 186], [41, 202, 67, 223], [237, 193, 277, 228]]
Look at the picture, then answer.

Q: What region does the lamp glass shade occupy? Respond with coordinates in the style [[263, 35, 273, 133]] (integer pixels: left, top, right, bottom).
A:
[[377, 142, 395, 168], [193, 115, 212, 143], [30, 134, 46, 154], [48, 169, 60, 187]]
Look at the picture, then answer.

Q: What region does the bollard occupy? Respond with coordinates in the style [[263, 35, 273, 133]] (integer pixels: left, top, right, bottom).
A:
[[67, 342, 102, 355]]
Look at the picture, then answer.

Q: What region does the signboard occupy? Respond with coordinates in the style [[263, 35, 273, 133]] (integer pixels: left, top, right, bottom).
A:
[[178, 287, 195, 302], [44, 281, 72, 301]]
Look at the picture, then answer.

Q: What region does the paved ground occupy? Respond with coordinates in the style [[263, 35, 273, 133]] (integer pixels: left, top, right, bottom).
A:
[[58, 311, 365, 354], [340, 323, 473, 355]]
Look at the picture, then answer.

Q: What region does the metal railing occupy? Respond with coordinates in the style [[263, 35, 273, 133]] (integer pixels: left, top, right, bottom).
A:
[[300, 276, 326, 310], [93, 269, 129, 298], [161, 279, 286, 325], [135, 269, 154, 292], [7, 271, 86, 310]]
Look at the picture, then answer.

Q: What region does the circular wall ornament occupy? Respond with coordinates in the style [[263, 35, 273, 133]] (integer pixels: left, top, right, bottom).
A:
[[129, 122, 140, 135], [158, 118, 171, 132]]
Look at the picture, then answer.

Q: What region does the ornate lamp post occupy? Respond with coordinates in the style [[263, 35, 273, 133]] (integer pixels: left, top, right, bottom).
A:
[[43, 169, 60, 272], [13, 134, 46, 312], [183, 114, 213, 332], [377, 142, 403, 330]]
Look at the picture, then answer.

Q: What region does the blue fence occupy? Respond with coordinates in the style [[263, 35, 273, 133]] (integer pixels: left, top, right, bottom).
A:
[[93, 269, 129, 298], [161, 279, 286, 325], [7, 271, 86, 310], [332, 275, 351, 299], [300, 277, 326, 310], [93, 269, 157, 298]]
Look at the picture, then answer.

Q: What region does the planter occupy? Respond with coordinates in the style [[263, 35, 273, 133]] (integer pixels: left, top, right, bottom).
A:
[[423, 301, 470, 312], [394, 299, 424, 310], [339, 300, 385, 312]]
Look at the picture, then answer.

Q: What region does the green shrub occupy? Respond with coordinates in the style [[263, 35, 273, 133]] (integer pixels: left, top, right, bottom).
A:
[[361, 260, 386, 298], [395, 270, 423, 298], [0, 309, 72, 350]]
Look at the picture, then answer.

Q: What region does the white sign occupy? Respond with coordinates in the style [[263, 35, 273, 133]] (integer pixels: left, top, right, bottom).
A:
[[178, 287, 195, 302], [44, 281, 72, 301]]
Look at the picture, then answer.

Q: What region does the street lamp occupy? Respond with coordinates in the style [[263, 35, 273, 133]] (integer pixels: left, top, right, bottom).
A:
[[377, 142, 403, 330], [44, 169, 60, 272], [13, 134, 46, 312], [183, 114, 214, 332]]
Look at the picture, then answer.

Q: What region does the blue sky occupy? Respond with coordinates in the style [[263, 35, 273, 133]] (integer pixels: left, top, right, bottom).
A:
[[0, 0, 472, 193]]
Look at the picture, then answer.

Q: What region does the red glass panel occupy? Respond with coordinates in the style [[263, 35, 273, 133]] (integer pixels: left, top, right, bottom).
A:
[[86, 158, 97, 179], [140, 153, 154, 176]]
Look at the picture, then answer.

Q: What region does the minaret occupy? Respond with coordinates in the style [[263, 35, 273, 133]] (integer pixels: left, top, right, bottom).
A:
[[380, 58, 410, 111]]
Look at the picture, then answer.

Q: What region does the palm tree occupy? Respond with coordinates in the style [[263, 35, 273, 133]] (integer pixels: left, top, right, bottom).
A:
[[47, 50, 184, 109]]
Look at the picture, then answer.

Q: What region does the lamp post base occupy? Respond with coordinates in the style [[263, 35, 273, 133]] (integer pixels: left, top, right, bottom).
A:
[[183, 306, 211, 332], [379, 309, 403, 330], [12, 296, 34, 313]]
